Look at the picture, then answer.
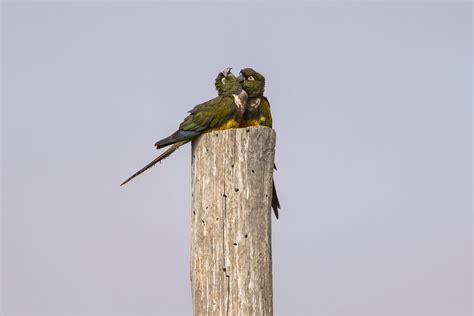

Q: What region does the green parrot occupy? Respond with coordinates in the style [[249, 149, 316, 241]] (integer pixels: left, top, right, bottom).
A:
[[238, 68, 281, 219], [121, 68, 247, 186], [239, 68, 272, 128]]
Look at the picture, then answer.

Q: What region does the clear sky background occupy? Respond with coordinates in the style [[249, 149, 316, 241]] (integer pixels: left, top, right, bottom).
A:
[[1, 1, 472, 316]]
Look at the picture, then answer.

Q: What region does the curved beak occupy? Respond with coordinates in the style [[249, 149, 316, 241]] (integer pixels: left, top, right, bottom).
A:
[[237, 74, 245, 83], [221, 67, 232, 77]]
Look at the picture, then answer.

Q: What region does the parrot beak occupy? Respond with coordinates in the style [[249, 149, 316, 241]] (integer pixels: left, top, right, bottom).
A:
[[221, 67, 232, 77], [237, 74, 245, 83]]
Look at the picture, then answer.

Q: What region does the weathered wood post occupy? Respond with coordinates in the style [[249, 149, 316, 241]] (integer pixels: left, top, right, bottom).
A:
[[190, 126, 275, 315]]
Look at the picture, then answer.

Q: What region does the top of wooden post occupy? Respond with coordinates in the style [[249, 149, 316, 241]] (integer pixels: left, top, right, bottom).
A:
[[190, 125, 276, 315]]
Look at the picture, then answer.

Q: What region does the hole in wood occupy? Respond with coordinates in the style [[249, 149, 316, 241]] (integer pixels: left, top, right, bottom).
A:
[[245, 234, 248, 238], [251, 170, 255, 173], [234, 188, 239, 192]]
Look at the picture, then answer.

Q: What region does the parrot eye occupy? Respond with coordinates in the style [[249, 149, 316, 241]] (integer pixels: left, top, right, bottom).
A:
[[220, 77, 226, 84], [247, 76, 255, 81]]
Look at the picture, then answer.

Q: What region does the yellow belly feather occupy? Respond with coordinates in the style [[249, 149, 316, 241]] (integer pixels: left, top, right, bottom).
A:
[[213, 118, 240, 131]]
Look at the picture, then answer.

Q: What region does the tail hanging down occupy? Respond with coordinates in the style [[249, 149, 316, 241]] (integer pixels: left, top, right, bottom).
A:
[[271, 181, 280, 219]]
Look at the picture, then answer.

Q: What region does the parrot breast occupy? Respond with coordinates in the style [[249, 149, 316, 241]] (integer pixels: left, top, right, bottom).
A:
[[232, 90, 248, 121]]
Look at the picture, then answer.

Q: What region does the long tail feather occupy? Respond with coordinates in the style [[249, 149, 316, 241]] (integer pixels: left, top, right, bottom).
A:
[[121, 140, 189, 186]]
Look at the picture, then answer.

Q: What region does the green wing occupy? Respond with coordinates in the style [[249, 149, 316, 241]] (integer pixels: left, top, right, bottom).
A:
[[180, 95, 235, 132], [261, 97, 273, 128], [155, 96, 235, 149]]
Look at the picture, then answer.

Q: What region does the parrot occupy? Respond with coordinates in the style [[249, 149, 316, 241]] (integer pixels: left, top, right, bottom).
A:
[[120, 68, 247, 186], [238, 68, 281, 219]]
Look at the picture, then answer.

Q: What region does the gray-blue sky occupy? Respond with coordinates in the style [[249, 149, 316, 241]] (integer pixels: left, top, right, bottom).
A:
[[1, 2, 472, 315]]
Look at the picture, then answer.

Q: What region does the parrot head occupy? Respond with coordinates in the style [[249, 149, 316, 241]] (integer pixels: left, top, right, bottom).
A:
[[238, 68, 265, 98], [215, 67, 242, 96]]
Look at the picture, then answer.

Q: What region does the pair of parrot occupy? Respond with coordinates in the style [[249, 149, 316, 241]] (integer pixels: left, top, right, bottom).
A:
[[121, 68, 281, 218]]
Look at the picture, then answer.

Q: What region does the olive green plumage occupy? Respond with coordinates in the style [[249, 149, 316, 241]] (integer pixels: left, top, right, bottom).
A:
[[215, 68, 239, 96], [239, 68, 273, 128], [155, 71, 246, 149], [121, 69, 247, 186], [238, 68, 281, 218], [240, 68, 266, 98], [121, 66, 281, 220]]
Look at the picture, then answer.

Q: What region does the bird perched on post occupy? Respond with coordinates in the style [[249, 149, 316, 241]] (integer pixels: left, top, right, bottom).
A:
[[238, 68, 281, 218], [239, 68, 273, 128], [121, 68, 247, 186]]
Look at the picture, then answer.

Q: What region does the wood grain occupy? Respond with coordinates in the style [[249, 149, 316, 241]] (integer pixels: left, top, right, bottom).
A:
[[190, 126, 275, 316]]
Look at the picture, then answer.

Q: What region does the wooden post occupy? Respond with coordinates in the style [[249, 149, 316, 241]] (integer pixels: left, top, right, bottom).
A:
[[190, 126, 275, 316]]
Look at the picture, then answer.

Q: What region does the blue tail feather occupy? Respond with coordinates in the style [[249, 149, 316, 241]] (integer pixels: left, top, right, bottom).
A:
[[155, 130, 200, 149]]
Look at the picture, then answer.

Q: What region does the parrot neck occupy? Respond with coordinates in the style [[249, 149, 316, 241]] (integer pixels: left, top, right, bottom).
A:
[[247, 97, 261, 111], [232, 90, 248, 120]]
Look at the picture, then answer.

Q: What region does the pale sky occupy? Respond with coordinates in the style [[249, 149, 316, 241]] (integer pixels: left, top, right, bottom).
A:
[[1, 2, 472, 315]]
